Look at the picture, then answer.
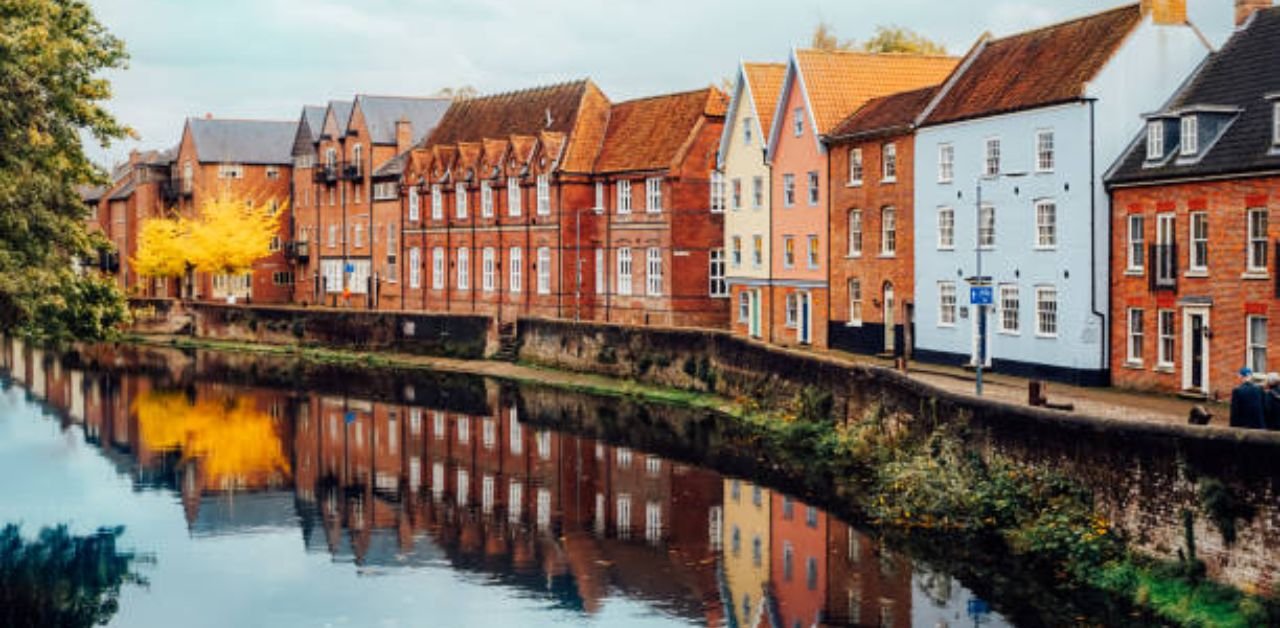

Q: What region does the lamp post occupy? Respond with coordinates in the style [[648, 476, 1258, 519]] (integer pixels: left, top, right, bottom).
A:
[[972, 171, 1026, 396]]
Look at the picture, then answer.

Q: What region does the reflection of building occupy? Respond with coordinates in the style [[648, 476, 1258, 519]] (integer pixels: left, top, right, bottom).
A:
[[825, 519, 913, 627], [722, 479, 771, 626]]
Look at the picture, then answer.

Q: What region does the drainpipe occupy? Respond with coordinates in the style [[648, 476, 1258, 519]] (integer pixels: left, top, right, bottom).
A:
[[1089, 100, 1108, 384]]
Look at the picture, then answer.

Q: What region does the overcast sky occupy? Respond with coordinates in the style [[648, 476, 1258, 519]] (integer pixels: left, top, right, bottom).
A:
[[86, 0, 1237, 167]]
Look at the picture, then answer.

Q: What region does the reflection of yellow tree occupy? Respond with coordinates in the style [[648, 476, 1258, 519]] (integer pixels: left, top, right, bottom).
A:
[[134, 391, 290, 489]]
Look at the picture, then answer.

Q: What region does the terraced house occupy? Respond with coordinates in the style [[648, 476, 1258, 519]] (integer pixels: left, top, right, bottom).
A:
[[719, 62, 785, 340], [912, 1, 1208, 385], [765, 49, 956, 348], [1107, 2, 1280, 398], [288, 104, 327, 304], [80, 148, 175, 297]]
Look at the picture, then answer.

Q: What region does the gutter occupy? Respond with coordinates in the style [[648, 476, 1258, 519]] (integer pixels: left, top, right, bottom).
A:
[[1089, 100, 1109, 382]]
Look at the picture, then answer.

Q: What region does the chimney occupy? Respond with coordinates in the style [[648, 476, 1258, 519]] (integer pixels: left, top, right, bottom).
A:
[[204, 112, 213, 120], [128, 149, 140, 166], [1140, 0, 1187, 24], [395, 118, 413, 153], [1236, 0, 1272, 26]]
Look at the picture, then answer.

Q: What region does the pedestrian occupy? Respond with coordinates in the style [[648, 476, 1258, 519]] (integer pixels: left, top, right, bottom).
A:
[[1229, 367, 1267, 430], [1266, 373, 1280, 431]]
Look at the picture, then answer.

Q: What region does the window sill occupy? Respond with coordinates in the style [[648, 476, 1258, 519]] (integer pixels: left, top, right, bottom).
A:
[[1035, 333, 1058, 340], [846, 181, 863, 188], [1124, 269, 1144, 277], [938, 323, 956, 329], [878, 253, 897, 259], [1033, 246, 1057, 252], [1242, 271, 1271, 280], [937, 246, 955, 252], [845, 254, 863, 260], [1184, 269, 1208, 278], [1155, 365, 1175, 374], [998, 330, 1020, 337], [881, 178, 897, 185], [938, 179, 953, 185], [1123, 361, 1144, 370]]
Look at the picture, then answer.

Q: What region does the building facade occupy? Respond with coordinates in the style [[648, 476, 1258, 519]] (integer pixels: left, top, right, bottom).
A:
[[912, 2, 1208, 385], [81, 148, 176, 297]]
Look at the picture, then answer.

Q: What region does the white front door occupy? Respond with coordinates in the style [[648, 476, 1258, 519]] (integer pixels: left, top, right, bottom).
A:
[[1182, 307, 1210, 395]]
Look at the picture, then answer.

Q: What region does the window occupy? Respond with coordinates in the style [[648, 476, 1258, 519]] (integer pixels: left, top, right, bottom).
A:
[[738, 292, 750, 322], [783, 236, 795, 268], [645, 177, 662, 212], [979, 204, 995, 248], [646, 247, 662, 296], [408, 247, 421, 288], [1127, 308, 1144, 364], [1158, 310, 1175, 368], [1035, 200, 1057, 248], [456, 247, 469, 290], [793, 107, 804, 137], [328, 224, 337, 248], [731, 178, 742, 210], [1036, 286, 1058, 337], [616, 180, 631, 214], [1249, 316, 1268, 372], [938, 207, 955, 249], [711, 172, 726, 212], [999, 284, 1020, 334], [507, 177, 522, 216], [848, 210, 863, 256], [182, 161, 193, 192], [783, 542, 794, 581], [1127, 215, 1145, 272], [509, 247, 522, 293], [881, 207, 896, 255], [482, 247, 496, 292], [455, 183, 467, 218], [848, 148, 863, 185], [352, 223, 364, 248], [807, 235, 819, 268], [1180, 115, 1198, 156], [271, 271, 293, 285], [432, 248, 444, 289], [1147, 121, 1164, 160], [616, 248, 632, 295], [806, 556, 819, 590], [709, 249, 727, 297], [1274, 102, 1280, 145], [848, 279, 862, 325], [1248, 208, 1268, 273], [743, 118, 753, 145], [351, 144, 363, 176], [595, 248, 605, 293], [218, 163, 244, 179], [266, 165, 280, 180], [536, 174, 550, 215], [429, 184, 442, 219], [882, 143, 897, 181], [1036, 130, 1055, 172], [937, 143, 954, 183], [752, 176, 764, 209], [984, 137, 1001, 177], [938, 282, 957, 326], [537, 247, 551, 294], [731, 236, 743, 267], [594, 181, 604, 212], [270, 235, 282, 252], [783, 174, 795, 207], [807, 171, 819, 205], [1188, 212, 1208, 272], [373, 182, 398, 200], [785, 293, 798, 327], [481, 181, 493, 217], [752, 235, 763, 267]]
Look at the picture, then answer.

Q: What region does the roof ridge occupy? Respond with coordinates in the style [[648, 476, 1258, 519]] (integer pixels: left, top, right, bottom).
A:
[[189, 117, 294, 124], [794, 48, 958, 60], [988, 2, 1140, 43], [462, 79, 590, 103], [613, 86, 716, 106], [355, 94, 452, 102]]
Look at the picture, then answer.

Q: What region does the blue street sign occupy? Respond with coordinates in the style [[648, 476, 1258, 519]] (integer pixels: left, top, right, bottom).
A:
[[345, 263, 355, 274], [967, 598, 990, 618], [970, 286, 994, 306], [344, 411, 356, 424]]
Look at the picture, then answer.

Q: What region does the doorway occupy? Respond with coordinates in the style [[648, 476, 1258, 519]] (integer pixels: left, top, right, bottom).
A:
[[749, 289, 761, 338], [798, 291, 812, 345], [883, 282, 895, 354], [1182, 308, 1210, 395]]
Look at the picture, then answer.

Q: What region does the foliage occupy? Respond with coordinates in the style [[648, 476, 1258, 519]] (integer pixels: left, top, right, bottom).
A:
[[131, 196, 282, 279], [131, 217, 188, 279], [1198, 478, 1256, 546], [433, 85, 478, 101], [810, 20, 857, 51], [0, 524, 146, 628], [0, 0, 131, 340], [810, 21, 947, 54]]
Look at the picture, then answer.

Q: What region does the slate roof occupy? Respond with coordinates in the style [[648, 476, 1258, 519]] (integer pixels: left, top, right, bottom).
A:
[[188, 118, 296, 165], [351, 95, 451, 145], [826, 85, 940, 141], [293, 105, 326, 157], [594, 87, 728, 174], [79, 184, 107, 203], [743, 62, 786, 138], [791, 49, 958, 135], [324, 100, 354, 139], [1109, 6, 1280, 185], [372, 147, 413, 178], [107, 180, 136, 201], [302, 105, 326, 135], [923, 4, 1143, 126]]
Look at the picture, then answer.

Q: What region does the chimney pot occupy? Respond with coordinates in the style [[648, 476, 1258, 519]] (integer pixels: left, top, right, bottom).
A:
[[1236, 0, 1272, 26], [1140, 0, 1187, 25], [395, 119, 413, 153]]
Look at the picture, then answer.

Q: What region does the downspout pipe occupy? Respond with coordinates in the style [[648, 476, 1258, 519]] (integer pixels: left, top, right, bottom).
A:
[[1089, 100, 1109, 385]]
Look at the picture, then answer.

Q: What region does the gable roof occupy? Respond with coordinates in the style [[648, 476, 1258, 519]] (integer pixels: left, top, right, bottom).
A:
[[302, 105, 326, 136], [924, 4, 1143, 126], [826, 85, 940, 142], [792, 49, 958, 135], [187, 118, 296, 165], [743, 62, 787, 138], [322, 100, 353, 139], [1109, 7, 1280, 185], [594, 87, 728, 174], [351, 95, 451, 145], [293, 105, 326, 157]]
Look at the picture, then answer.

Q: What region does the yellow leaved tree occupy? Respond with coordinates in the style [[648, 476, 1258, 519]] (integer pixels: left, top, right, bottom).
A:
[[132, 195, 283, 280], [132, 216, 189, 279]]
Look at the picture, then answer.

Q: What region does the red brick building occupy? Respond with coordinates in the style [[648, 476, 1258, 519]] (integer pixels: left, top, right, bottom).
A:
[[80, 148, 176, 296], [1106, 5, 1280, 398], [289, 104, 327, 305], [824, 86, 937, 357]]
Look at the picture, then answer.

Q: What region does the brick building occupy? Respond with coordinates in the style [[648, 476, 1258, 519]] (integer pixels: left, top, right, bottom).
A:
[[1106, 4, 1280, 398], [80, 148, 176, 296], [172, 116, 296, 302], [825, 86, 938, 357], [289, 104, 327, 305]]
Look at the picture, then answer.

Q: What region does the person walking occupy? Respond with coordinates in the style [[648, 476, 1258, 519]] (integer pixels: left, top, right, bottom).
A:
[[1266, 373, 1280, 431], [1230, 367, 1267, 430]]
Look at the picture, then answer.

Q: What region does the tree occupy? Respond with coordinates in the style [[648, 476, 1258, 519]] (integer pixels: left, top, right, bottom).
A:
[[811, 20, 856, 51], [809, 21, 947, 55], [131, 216, 189, 280], [434, 85, 479, 101], [185, 196, 282, 277], [0, 0, 132, 341]]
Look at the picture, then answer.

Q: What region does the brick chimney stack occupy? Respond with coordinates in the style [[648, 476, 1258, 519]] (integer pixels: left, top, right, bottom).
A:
[[1236, 0, 1273, 25], [128, 149, 140, 166], [395, 119, 413, 153], [1140, 0, 1187, 24]]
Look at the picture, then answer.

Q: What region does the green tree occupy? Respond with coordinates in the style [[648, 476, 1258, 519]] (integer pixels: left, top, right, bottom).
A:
[[810, 21, 947, 55], [811, 20, 856, 51], [433, 85, 479, 101], [0, 0, 131, 341]]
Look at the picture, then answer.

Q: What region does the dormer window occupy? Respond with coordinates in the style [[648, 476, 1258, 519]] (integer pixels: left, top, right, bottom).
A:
[[1180, 115, 1198, 156], [1146, 121, 1164, 160], [1273, 102, 1280, 145]]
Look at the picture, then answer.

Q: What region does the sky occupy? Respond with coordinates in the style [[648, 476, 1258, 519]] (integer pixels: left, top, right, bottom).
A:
[[86, 0, 1237, 168]]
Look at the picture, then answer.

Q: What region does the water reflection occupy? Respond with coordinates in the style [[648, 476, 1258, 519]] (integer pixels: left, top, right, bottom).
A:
[[0, 525, 146, 628], [0, 337, 1008, 627]]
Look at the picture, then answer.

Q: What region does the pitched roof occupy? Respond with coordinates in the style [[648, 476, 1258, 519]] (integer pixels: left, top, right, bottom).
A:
[[188, 118, 296, 165], [827, 85, 940, 141], [372, 147, 413, 178], [108, 180, 136, 201], [352, 95, 451, 145], [302, 105, 326, 135], [323, 100, 353, 138], [79, 184, 107, 203], [743, 62, 786, 137], [1109, 7, 1280, 185], [924, 4, 1143, 126], [792, 49, 958, 135], [594, 87, 727, 174], [294, 105, 326, 156]]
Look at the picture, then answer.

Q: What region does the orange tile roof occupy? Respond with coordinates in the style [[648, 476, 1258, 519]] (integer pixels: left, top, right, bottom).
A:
[[594, 87, 728, 174], [924, 4, 1143, 125], [793, 49, 958, 135], [743, 62, 786, 137]]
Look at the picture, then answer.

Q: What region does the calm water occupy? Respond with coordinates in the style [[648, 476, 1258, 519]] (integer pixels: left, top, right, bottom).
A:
[[0, 339, 1017, 627]]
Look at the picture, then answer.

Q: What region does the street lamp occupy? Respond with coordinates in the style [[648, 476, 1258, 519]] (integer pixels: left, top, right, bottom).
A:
[[972, 171, 1027, 396]]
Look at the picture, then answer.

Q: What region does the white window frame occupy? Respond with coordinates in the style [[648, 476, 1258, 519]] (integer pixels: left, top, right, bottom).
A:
[[536, 246, 551, 295], [1035, 130, 1054, 173], [937, 143, 954, 183], [731, 178, 742, 211], [1157, 309, 1175, 369], [743, 117, 753, 145], [731, 236, 742, 267], [752, 235, 763, 268], [711, 172, 726, 213], [431, 247, 444, 289], [752, 176, 764, 209], [1147, 121, 1164, 160], [645, 247, 662, 296], [938, 282, 957, 327], [806, 234, 819, 269], [616, 247, 632, 295], [536, 174, 551, 216], [937, 206, 955, 250], [847, 279, 862, 326], [1248, 207, 1268, 273], [509, 247, 522, 293], [848, 209, 863, 257], [784, 292, 798, 327], [645, 177, 662, 213], [481, 181, 493, 217], [793, 107, 804, 137], [594, 181, 605, 213], [978, 204, 995, 249], [1274, 102, 1280, 145], [1190, 212, 1208, 272], [456, 247, 469, 290], [880, 207, 896, 256], [998, 284, 1020, 335], [709, 248, 727, 297], [454, 183, 467, 218], [807, 171, 819, 205], [984, 137, 1000, 177], [783, 236, 795, 268], [783, 174, 795, 207], [1180, 115, 1198, 156], [408, 186, 420, 221], [430, 184, 443, 220], [738, 292, 750, 323], [616, 180, 631, 214], [595, 248, 605, 294], [1248, 315, 1268, 373], [1036, 286, 1058, 338], [1127, 308, 1144, 365], [848, 148, 863, 186], [482, 247, 496, 292], [408, 247, 421, 288], [881, 142, 897, 182], [1127, 214, 1145, 272], [1035, 199, 1057, 249], [507, 177, 522, 216]]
